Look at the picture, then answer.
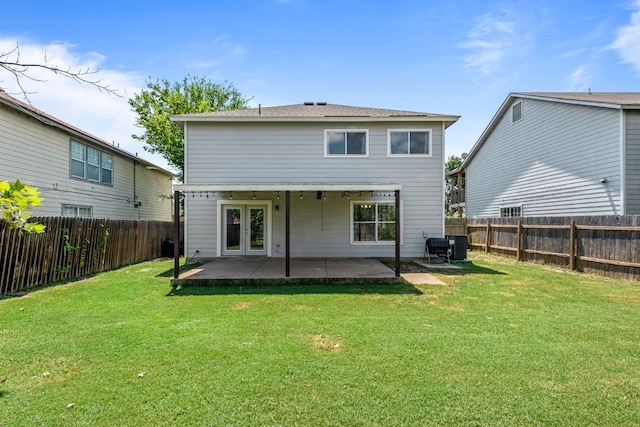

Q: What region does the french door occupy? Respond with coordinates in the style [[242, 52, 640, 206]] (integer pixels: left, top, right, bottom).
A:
[[222, 204, 268, 256]]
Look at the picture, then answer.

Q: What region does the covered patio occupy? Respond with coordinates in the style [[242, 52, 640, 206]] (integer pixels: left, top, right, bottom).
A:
[[171, 185, 403, 279]]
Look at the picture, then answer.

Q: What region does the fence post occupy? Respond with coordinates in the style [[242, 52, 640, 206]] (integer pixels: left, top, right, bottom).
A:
[[517, 220, 523, 261], [485, 219, 491, 253], [569, 220, 576, 270]]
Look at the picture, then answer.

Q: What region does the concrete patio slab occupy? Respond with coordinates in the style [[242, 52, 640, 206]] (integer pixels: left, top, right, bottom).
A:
[[412, 259, 464, 270], [172, 257, 402, 286]]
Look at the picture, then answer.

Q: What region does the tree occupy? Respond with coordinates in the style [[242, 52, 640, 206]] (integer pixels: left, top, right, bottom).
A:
[[0, 180, 46, 234], [129, 76, 250, 181], [445, 155, 463, 216], [0, 42, 119, 103]]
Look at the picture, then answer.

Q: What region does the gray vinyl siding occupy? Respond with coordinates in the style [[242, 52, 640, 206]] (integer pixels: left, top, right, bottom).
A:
[[626, 110, 640, 214], [0, 103, 172, 220], [466, 98, 622, 217], [183, 121, 446, 259]]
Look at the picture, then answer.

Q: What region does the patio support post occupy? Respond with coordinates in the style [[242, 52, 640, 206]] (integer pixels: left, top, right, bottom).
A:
[[395, 189, 400, 277], [285, 190, 290, 277], [173, 190, 180, 279]]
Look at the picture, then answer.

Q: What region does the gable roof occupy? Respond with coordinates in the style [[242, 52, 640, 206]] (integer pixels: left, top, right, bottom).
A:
[[454, 92, 640, 173], [171, 102, 460, 127], [0, 89, 173, 175], [517, 92, 640, 108]]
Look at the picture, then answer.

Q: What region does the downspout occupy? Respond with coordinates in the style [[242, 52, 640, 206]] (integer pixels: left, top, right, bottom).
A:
[[619, 108, 626, 215], [441, 121, 446, 234], [133, 160, 140, 220]]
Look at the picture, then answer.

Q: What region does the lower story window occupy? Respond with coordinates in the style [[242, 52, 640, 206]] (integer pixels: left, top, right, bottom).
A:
[[63, 205, 93, 218], [500, 206, 522, 217], [352, 202, 396, 243]]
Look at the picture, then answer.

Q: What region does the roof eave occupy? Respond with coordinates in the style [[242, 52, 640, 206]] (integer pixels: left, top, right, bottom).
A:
[[514, 93, 632, 110], [170, 115, 460, 126]]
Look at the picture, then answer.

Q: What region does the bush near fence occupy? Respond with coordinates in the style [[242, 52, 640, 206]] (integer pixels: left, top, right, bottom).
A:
[[446, 216, 640, 280], [0, 217, 176, 295]]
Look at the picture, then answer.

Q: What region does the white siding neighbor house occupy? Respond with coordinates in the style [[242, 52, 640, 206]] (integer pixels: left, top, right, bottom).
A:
[[0, 89, 174, 220], [172, 102, 459, 262], [455, 92, 640, 218]]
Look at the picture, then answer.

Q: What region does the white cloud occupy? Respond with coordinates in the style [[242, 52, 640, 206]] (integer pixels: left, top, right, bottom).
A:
[[611, 0, 640, 76], [0, 38, 171, 170], [567, 65, 591, 91], [459, 10, 532, 75]]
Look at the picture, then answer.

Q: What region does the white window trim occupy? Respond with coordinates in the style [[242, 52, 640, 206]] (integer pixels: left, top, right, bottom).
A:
[[324, 129, 369, 157], [350, 200, 403, 245], [499, 204, 523, 218], [387, 129, 433, 157], [69, 139, 114, 185], [62, 204, 93, 218], [512, 101, 523, 124]]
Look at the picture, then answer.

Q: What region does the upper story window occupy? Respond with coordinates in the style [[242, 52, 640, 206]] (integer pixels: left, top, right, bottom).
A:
[[325, 130, 368, 156], [70, 140, 113, 185], [388, 130, 431, 156], [512, 101, 523, 123]]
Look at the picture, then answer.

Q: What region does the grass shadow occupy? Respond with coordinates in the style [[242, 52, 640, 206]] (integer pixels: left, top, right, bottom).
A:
[[167, 281, 424, 296], [430, 262, 508, 276], [0, 272, 101, 301]]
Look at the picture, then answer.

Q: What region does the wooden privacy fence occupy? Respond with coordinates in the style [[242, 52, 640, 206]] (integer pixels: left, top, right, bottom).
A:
[[444, 218, 467, 236], [0, 217, 174, 295], [450, 216, 640, 280]]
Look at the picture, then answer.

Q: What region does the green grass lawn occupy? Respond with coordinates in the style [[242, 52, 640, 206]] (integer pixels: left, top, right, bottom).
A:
[[1, 254, 639, 426]]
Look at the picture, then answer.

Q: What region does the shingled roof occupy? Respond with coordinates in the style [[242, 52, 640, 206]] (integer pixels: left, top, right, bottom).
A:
[[516, 92, 640, 107], [171, 102, 460, 126]]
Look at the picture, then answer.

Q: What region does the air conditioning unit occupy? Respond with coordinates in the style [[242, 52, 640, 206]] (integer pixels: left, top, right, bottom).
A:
[[446, 235, 467, 260]]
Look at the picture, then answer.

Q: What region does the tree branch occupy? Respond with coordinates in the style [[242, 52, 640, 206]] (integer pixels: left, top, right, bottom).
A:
[[0, 42, 121, 103]]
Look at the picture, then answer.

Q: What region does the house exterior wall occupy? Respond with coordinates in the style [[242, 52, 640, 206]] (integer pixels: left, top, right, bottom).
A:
[[0, 101, 172, 220], [183, 120, 446, 259], [626, 110, 640, 214], [466, 97, 622, 217]]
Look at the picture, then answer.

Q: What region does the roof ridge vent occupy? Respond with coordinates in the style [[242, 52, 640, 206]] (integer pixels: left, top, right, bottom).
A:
[[303, 101, 314, 106], [316, 101, 327, 105]]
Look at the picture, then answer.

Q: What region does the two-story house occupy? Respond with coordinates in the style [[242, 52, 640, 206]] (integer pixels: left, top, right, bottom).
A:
[[0, 89, 173, 220], [453, 92, 640, 218], [171, 102, 459, 262]]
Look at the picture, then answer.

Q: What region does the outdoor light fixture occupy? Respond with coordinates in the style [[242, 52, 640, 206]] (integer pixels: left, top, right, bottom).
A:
[[600, 178, 607, 183]]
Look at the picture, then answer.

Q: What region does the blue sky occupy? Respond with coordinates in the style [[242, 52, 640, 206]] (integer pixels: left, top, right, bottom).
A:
[[2, 0, 640, 170]]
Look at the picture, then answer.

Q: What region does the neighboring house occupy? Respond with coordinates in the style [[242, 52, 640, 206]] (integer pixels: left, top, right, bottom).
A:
[[0, 89, 174, 220], [171, 102, 459, 260], [452, 92, 640, 218]]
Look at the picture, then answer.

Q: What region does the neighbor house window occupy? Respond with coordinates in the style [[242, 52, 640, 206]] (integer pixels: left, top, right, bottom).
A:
[[512, 101, 523, 123], [62, 205, 93, 218], [388, 130, 431, 156], [70, 140, 114, 185], [325, 130, 368, 156], [500, 206, 522, 217], [351, 202, 396, 244]]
